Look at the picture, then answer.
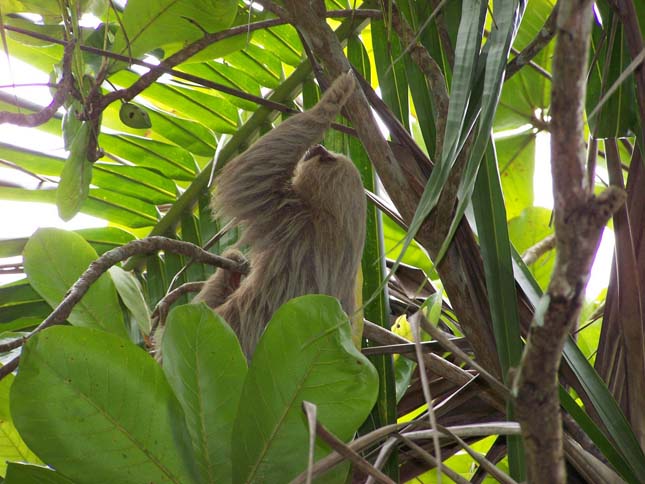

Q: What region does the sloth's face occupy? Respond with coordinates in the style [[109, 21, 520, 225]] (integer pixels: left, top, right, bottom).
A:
[[293, 144, 364, 217]]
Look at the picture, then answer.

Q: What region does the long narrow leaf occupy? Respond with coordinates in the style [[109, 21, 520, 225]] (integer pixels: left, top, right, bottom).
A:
[[472, 141, 524, 478], [436, 0, 527, 262], [349, 34, 398, 481], [391, 0, 486, 272]]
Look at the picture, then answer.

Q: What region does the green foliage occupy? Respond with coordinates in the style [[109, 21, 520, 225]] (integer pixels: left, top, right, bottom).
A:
[[56, 121, 93, 220], [233, 296, 378, 483], [12, 326, 198, 484], [111, 0, 240, 63], [162, 305, 248, 484], [1, 0, 645, 481], [23, 228, 128, 338], [7, 290, 376, 484], [4, 463, 74, 484], [508, 207, 555, 289]]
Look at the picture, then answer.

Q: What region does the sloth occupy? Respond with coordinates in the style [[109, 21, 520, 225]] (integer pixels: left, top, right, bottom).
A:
[[194, 72, 366, 357]]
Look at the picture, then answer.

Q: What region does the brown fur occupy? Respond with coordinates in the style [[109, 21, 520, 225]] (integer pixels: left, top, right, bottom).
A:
[[194, 73, 366, 357]]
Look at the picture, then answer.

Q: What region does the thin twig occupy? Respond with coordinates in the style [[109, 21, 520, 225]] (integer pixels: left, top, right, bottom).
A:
[[361, 338, 467, 356], [395, 433, 470, 484], [291, 422, 521, 484], [149, 281, 205, 338], [410, 312, 442, 483], [303, 402, 396, 484], [521, 234, 556, 266], [506, 3, 559, 79], [416, 313, 510, 399], [436, 424, 518, 484]]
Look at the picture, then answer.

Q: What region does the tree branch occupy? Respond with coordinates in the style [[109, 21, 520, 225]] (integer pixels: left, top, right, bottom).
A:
[[284, 0, 502, 376], [2, 10, 381, 128], [506, 2, 559, 80], [521, 234, 556, 266], [149, 281, 205, 338], [283, 0, 417, 217], [512, 2, 626, 481], [0, 237, 247, 380], [0, 39, 75, 127]]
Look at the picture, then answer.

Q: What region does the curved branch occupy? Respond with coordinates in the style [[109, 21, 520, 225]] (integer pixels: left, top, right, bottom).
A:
[[149, 281, 204, 338], [506, 3, 559, 80], [0, 39, 75, 127], [0, 237, 247, 379], [2, 10, 380, 128]]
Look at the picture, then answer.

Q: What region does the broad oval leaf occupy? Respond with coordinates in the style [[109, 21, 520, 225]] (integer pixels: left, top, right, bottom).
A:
[[23, 228, 128, 338], [11, 326, 198, 484], [111, 0, 239, 62], [0, 373, 41, 475], [232, 295, 378, 484], [5, 463, 74, 484], [162, 304, 247, 484]]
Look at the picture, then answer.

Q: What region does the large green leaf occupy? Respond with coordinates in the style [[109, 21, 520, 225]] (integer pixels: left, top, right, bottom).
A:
[[0, 227, 134, 259], [252, 24, 302, 67], [144, 108, 216, 157], [11, 326, 198, 484], [232, 295, 378, 484], [4, 463, 74, 484], [92, 164, 177, 204], [111, 0, 239, 61], [225, 44, 283, 89], [496, 132, 536, 220], [382, 216, 435, 278], [111, 71, 239, 133], [99, 133, 198, 181], [496, 48, 551, 131], [162, 304, 247, 484], [23, 228, 128, 338], [0, 279, 50, 330], [0, 373, 41, 476], [99, 107, 216, 158], [177, 62, 262, 111], [0, 141, 176, 204], [75, 227, 136, 254], [508, 206, 555, 289], [0, 187, 159, 227], [495, 0, 553, 131]]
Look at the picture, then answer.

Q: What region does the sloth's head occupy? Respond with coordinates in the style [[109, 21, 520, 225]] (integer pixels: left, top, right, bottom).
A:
[[293, 144, 365, 223]]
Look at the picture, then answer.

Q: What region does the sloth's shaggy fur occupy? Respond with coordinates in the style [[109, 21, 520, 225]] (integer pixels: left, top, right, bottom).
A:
[[194, 73, 366, 357]]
